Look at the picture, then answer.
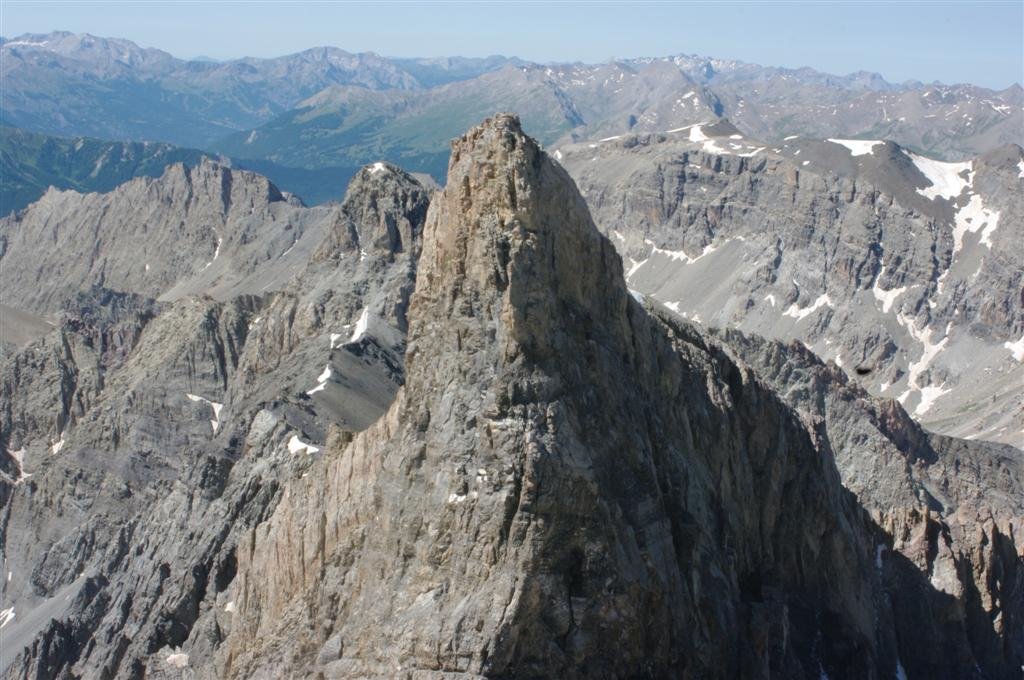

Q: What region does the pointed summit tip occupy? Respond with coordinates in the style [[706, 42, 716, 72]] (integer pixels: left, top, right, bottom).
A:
[[410, 113, 630, 362], [459, 111, 525, 141], [448, 112, 535, 170]]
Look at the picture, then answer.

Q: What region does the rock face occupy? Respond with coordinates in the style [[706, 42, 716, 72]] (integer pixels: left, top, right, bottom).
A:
[[708, 326, 1024, 677], [0, 162, 431, 678], [214, 115, 1019, 678], [0, 158, 336, 318], [1, 116, 1020, 679], [559, 124, 1024, 447]]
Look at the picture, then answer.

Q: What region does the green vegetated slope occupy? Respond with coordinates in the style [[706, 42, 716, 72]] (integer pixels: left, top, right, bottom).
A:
[[0, 126, 208, 214], [217, 66, 581, 181], [0, 126, 362, 212]]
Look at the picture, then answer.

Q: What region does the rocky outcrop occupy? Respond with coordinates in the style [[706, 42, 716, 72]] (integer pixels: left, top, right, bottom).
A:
[[559, 126, 1024, 446], [708, 325, 1024, 678], [213, 115, 1020, 678], [2, 116, 1020, 679], [0, 159, 338, 316], [0, 163, 431, 678]]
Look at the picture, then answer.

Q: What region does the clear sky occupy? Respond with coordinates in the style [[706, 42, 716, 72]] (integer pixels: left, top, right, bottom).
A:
[[2, 1, 1021, 88]]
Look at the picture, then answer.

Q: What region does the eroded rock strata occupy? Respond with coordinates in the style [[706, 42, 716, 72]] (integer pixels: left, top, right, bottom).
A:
[[1, 116, 1020, 679]]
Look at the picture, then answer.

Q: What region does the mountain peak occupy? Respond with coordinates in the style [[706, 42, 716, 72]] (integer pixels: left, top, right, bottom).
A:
[[412, 113, 628, 362], [313, 160, 430, 262], [222, 116, 942, 679]]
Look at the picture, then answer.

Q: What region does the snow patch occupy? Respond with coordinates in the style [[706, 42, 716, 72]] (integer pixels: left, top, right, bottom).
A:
[[688, 125, 710, 143], [827, 139, 883, 156], [647, 238, 739, 265], [0, 607, 14, 628], [287, 435, 319, 455], [915, 383, 949, 416], [872, 267, 907, 313], [953, 193, 1000, 254], [224, 601, 236, 613], [4, 40, 50, 47], [166, 652, 189, 668], [350, 307, 369, 343], [1004, 335, 1024, 362], [307, 364, 332, 395], [896, 313, 950, 410], [909, 153, 971, 200], [626, 258, 648, 278], [329, 332, 342, 349], [369, 162, 388, 175], [782, 294, 833, 321], [51, 436, 65, 454], [7, 447, 28, 483], [187, 393, 224, 433], [201, 229, 223, 271], [764, 294, 777, 307]]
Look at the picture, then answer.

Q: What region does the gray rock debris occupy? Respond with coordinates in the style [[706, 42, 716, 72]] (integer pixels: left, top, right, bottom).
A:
[[0, 161, 430, 678], [559, 125, 1024, 447], [1, 115, 1020, 679]]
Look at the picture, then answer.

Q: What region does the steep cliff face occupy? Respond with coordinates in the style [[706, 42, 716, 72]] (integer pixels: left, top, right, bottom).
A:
[[2, 116, 1020, 679], [214, 115, 1019, 679], [559, 126, 1024, 446], [0, 164, 431, 678], [708, 325, 1024, 678]]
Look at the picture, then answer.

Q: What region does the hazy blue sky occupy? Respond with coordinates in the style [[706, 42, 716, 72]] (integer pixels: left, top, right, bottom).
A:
[[2, 1, 1022, 88]]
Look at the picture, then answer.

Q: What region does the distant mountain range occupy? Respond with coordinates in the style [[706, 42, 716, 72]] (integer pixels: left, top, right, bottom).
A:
[[0, 32, 520, 147], [0, 126, 365, 214], [2, 32, 1020, 210], [0, 126, 210, 214]]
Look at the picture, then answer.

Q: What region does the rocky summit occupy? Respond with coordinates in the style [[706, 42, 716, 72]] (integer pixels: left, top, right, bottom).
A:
[[2, 114, 1019, 679]]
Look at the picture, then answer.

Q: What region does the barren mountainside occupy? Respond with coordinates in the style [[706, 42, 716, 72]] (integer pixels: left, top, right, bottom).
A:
[[0, 115, 1020, 679], [559, 122, 1024, 447]]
